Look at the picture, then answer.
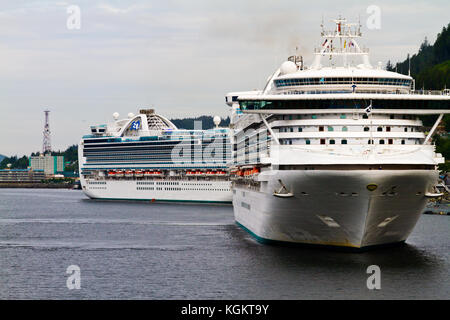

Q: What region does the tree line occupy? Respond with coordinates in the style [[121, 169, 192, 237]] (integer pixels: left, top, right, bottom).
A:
[[386, 22, 450, 90]]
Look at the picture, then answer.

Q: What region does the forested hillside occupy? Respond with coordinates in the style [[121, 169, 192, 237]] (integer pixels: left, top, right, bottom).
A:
[[387, 22, 450, 90]]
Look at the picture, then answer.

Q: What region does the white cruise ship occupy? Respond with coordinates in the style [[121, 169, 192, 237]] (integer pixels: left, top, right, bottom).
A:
[[225, 18, 450, 249], [78, 109, 232, 203]]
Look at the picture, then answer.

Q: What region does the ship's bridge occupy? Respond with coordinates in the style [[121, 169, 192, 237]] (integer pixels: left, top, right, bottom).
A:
[[273, 67, 413, 94]]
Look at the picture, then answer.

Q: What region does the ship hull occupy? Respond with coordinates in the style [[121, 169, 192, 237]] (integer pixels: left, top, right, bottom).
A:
[[81, 178, 232, 203], [233, 169, 438, 249]]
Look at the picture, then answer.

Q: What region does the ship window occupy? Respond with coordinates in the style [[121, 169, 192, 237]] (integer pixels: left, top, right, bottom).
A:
[[328, 126, 334, 131], [390, 115, 395, 119], [319, 126, 324, 132], [290, 127, 294, 132], [298, 127, 303, 132], [364, 127, 370, 131], [330, 140, 335, 144], [386, 127, 391, 132], [342, 126, 348, 132], [363, 114, 368, 119], [388, 139, 393, 144], [306, 139, 311, 145], [341, 139, 347, 144], [340, 114, 346, 119], [401, 140, 405, 145], [377, 127, 383, 132], [368, 139, 374, 144], [379, 140, 385, 144], [404, 128, 408, 132], [320, 139, 326, 145], [312, 115, 317, 119]]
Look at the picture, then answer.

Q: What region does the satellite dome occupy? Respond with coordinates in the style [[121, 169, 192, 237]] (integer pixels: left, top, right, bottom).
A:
[[113, 112, 120, 120], [280, 61, 297, 75], [213, 116, 221, 127], [127, 112, 135, 119]]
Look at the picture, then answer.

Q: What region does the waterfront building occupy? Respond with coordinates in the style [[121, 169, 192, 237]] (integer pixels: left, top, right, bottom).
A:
[[29, 155, 65, 175], [0, 169, 45, 182]]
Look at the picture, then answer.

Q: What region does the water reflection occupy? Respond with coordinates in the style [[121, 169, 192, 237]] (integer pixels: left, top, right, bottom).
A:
[[225, 224, 443, 272]]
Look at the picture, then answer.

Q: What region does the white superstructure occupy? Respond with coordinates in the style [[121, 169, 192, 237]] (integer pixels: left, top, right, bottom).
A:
[[78, 109, 232, 203], [226, 17, 450, 249]]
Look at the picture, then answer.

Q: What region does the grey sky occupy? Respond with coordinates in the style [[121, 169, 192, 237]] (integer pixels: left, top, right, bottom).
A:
[[0, 0, 449, 155]]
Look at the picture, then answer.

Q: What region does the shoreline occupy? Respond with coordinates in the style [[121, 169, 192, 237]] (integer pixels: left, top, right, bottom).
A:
[[0, 183, 76, 189]]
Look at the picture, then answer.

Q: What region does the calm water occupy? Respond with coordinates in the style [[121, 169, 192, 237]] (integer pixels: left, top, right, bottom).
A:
[[0, 188, 448, 299]]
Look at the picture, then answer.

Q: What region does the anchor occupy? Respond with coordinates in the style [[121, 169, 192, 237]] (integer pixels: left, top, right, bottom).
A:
[[273, 179, 294, 198]]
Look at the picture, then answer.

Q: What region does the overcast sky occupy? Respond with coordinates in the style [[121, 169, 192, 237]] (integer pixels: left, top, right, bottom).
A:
[[0, 0, 449, 156]]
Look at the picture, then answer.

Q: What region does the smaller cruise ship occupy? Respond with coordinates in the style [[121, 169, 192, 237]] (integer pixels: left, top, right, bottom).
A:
[[78, 109, 232, 203]]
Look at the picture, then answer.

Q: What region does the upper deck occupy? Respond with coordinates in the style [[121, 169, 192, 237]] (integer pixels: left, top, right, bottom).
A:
[[225, 17, 450, 114], [80, 109, 231, 171]]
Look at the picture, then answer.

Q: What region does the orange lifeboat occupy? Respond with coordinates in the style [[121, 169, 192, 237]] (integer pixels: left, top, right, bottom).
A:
[[144, 170, 152, 177], [115, 170, 124, 178], [125, 170, 134, 178], [135, 170, 144, 178]]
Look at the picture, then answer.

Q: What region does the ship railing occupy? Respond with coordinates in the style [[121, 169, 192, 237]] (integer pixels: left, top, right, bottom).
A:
[[313, 47, 369, 54], [410, 90, 450, 96], [278, 89, 450, 96]]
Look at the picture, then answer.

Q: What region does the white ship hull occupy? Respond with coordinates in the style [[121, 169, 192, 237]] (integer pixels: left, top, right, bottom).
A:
[[81, 178, 232, 203], [233, 169, 438, 249]]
